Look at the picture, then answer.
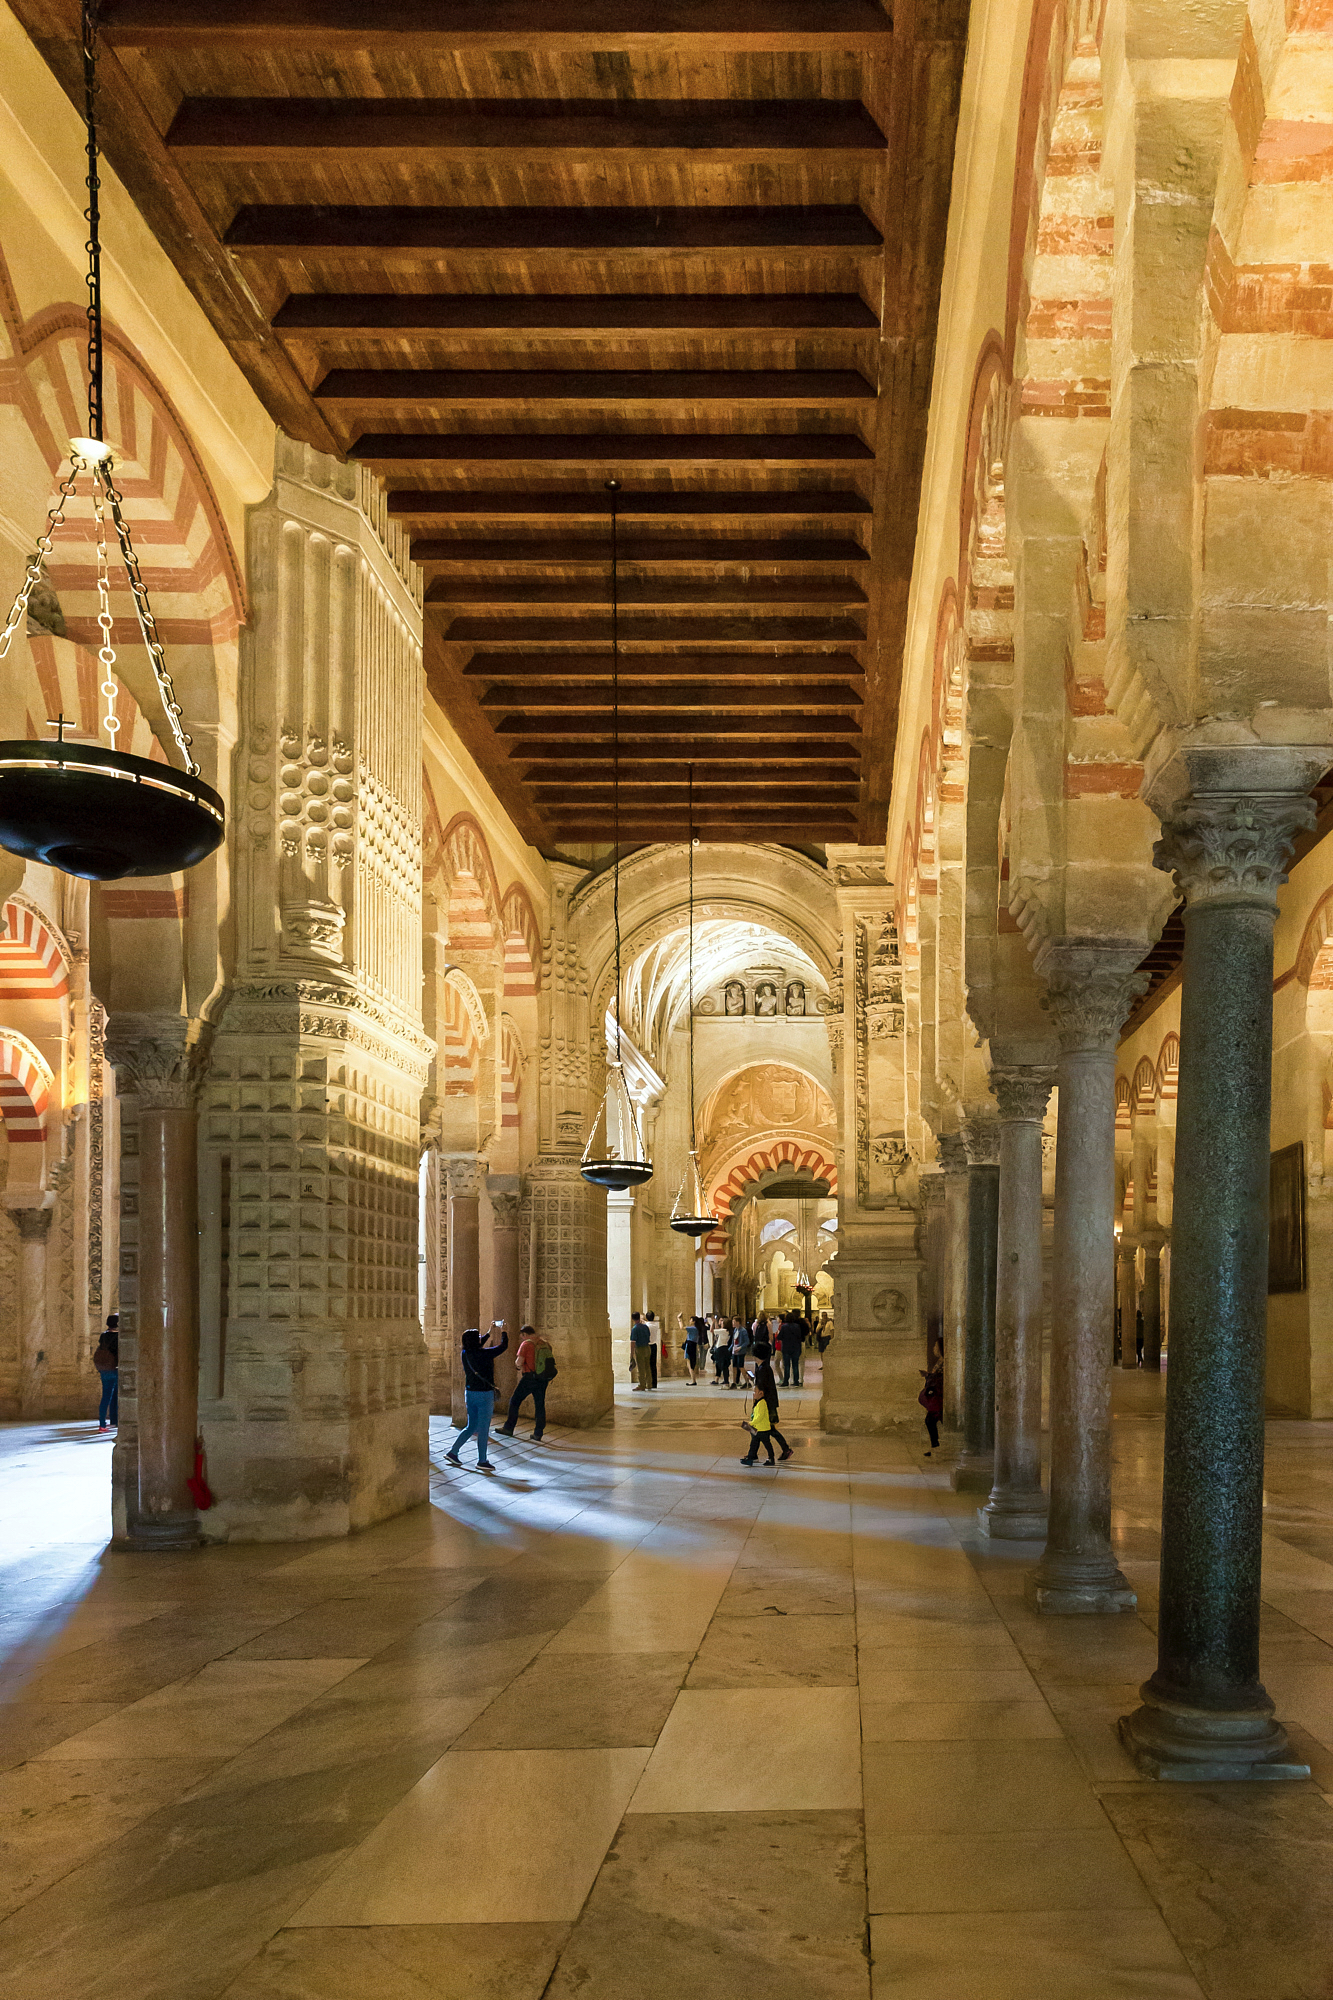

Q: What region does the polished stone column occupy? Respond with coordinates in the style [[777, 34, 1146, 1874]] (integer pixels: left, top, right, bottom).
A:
[[980, 1065, 1054, 1538], [445, 1157, 481, 1423], [1121, 787, 1314, 1779], [107, 1017, 210, 1552], [951, 1112, 999, 1494], [1140, 1235, 1164, 1372], [1026, 944, 1144, 1613], [11, 1204, 52, 1418], [1117, 1240, 1139, 1368], [937, 1132, 969, 1432], [488, 1177, 522, 1406]]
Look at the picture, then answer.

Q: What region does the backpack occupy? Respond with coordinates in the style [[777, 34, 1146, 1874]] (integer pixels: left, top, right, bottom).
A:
[[93, 1342, 115, 1371], [540, 1345, 558, 1381]]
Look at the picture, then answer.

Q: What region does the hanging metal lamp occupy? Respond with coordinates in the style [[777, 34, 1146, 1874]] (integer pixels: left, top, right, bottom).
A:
[[0, 0, 224, 884], [670, 766, 720, 1238], [581, 482, 653, 1193]]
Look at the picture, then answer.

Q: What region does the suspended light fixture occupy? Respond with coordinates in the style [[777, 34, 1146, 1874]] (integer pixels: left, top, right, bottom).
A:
[[670, 766, 720, 1239], [0, 0, 224, 884], [581, 481, 653, 1192]]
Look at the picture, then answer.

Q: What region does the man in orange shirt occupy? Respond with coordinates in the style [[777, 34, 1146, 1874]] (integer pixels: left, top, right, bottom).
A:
[[498, 1323, 556, 1441]]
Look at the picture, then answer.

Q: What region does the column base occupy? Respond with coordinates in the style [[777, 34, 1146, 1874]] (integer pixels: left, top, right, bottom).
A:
[[1118, 1686, 1309, 1782], [978, 1495, 1048, 1540], [950, 1451, 993, 1494], [1025, 1553, 1137, 1615], [127, 1512, 201, 1552]]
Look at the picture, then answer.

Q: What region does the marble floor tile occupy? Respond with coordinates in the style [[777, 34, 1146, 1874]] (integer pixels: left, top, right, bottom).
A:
[[628, 1688, 861, 1813], [219, 1924, 571, 1999], [181, 1692, 494, 1822], [548, 1808, 869, 2000], [288, 1747, 650, 1925], [686, 1611, 858, 1688], [456, 1649, 691, 1750], [869, 1910, 1207, 1999], [542, 1552, 733, 1655], [867, 1826, 1152, 1914], [857, 1663, 1043, 1706], [330, 1628, 554, 1703], [228, 1594, 463, 1661], [717, 1565, 856, 1617], [38, 1657, 365, 1761], [862, 1740, 1105, 1836], [0, 1699, 122, 1768], [860, 1698, 1063, 1745], [1099, 1780, 1333, 2000], [0, 1754, 222, 1919]]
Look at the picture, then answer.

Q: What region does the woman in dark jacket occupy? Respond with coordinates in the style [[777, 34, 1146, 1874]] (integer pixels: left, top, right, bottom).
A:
[[444, 1322, 508, 1470], [740, 1343, 793, 1465]]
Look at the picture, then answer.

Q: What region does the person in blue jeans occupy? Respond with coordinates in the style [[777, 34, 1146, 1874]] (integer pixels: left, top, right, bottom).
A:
[[445, 1322, 508, 1471], [93, 1314, 119, 1432]]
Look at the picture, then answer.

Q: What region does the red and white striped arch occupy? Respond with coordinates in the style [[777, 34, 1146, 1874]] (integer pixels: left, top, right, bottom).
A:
[[500, 1019, 523, 1130], [501, 884, 541, 998], [709, 1139, 837, 1220], [0, 901, 70, 1003], [8, 325, 243, 651], [440, 980, 478, 1098], [0, 1031, 52, 1148]]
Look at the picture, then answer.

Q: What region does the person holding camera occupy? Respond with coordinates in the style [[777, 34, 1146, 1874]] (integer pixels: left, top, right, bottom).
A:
[[444, 1321, 509, 1470]]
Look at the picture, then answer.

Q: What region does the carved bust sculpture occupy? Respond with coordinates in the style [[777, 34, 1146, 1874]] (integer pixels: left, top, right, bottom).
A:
[[785, 981, 805, 1016], [755, 981, 778, 1017], [724, 979, 745, 1015]]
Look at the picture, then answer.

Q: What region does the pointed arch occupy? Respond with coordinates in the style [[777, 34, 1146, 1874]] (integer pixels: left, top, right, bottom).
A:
[[0, 901, 71, 1002]]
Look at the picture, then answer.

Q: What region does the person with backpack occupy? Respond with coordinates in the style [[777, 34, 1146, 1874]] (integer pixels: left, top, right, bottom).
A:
[[444, 1322, 508, 1470], [498, 1323, 557, 1441], [93, 1313, 119, 1432], [740, 1341, 792, 1466]]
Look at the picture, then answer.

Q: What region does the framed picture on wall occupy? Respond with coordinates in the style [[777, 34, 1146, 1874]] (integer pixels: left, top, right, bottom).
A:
[[1268, 1142, 1307, 1295]]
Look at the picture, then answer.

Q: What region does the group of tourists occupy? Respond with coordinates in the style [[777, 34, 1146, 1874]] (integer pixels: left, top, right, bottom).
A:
[[675, 1309, 831, 1390]]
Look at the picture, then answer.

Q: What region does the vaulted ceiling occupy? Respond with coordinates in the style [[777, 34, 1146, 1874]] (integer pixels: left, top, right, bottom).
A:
[[20, 0, 968, 855]]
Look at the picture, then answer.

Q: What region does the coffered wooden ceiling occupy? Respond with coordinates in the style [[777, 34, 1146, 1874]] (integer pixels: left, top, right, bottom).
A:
[[19, 0, 968, 854]]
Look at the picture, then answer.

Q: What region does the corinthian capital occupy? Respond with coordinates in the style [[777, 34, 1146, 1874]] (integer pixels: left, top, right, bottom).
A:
[[989, 1063, 1056, 1125], [935, 1131, 969, 1176], [1035, 940, 1149, 1056], [961, 1108, 1001, 1167], [105, 1014, 213, 1109], [1153, 793, 1315, 911]]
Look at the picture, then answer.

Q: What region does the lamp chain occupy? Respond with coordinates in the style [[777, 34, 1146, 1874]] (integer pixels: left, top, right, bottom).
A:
[[81, 0, 104, 445], [91, 478, 119, 745], [0, 462, 81, 662]]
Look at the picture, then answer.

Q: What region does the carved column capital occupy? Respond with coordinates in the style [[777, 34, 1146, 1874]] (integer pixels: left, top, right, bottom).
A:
[[1154, 792, 1315, 911], [961, 1109, 1001, 1168], [104, 1015, 213, 1109], [989, 1063, 1056, 1126], [445, 1156, 483, 1200], [1035, 940, 1149, 1056], [935, 1131, 970, 1177], [9, 1204, 53, 1242]]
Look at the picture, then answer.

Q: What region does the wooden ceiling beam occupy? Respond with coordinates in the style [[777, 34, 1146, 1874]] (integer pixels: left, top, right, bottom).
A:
[[440, 615, 866, 643], [426, 578, 867, 609], [414, 537, 869, 568], [168, 99, 889, 164], [530, 783, 861, 799], [235, 206, 882, 256], [275, 294, 880, 338], [354, 435, 874, 468], [524, 760, 858, 781], [391, 492, 874, 523], [479, 684, 864, 710], [461, 652, 866, 679], [498, 724, 860, 748], [318, 368, 876, 410], [514, 741, 860, 762], [102, 1, 894, 53]]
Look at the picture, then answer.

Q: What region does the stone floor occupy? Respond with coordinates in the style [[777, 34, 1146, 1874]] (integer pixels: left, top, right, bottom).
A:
[[1, 1369, 1332, 2000]]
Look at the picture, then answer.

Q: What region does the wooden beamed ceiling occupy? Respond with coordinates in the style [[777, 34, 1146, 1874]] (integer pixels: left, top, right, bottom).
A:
[[20, 0, 969, 852]]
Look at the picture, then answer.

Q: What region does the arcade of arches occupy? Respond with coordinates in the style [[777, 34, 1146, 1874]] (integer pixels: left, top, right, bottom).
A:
[[3, 3, 1333, 1996]]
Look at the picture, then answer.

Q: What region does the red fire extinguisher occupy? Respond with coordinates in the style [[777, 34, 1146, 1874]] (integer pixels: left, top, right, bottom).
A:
[[186, 1434, 214, 1510]]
